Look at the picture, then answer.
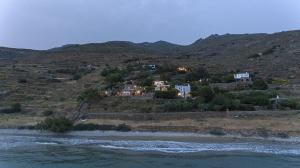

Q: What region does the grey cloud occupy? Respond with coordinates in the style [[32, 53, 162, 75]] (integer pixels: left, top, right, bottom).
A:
[[0, 0, 299, 49]]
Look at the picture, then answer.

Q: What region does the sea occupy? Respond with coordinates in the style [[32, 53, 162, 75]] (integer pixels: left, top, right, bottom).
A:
[[0, 130, 300, 168]]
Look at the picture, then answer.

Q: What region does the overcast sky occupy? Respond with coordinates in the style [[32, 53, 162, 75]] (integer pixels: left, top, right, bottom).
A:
[[0, 0, 300, 50]]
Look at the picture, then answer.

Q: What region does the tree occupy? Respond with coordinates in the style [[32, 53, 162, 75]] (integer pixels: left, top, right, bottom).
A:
[[77, 88, 102, 102], [101, 67, 128, 84], [222, 74, 235, 83], [106, 73, 123, 84], [154, 89, 178, 99], [194, 86, 215, 103], [139, 77, 154, 87], [184, 67, 209, 82], [252, 79, 268, 90], [11, 103, 22, 112], [36, 117, 73, 133]]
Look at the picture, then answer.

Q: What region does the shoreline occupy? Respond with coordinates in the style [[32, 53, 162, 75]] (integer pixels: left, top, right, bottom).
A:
[[1, 128, 300, 143], [2, 129, 300, 157], [1, 111, 300, 141]]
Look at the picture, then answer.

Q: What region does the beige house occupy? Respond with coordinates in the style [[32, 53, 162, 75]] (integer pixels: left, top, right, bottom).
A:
[[119, 84, 143, 96], [154, 81, 170, 91]]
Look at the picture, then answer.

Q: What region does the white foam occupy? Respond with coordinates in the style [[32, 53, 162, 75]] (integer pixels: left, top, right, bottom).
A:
[[97, 140, 300, 155], [35, 142, 59, 145], [1, 134, 300, 155]]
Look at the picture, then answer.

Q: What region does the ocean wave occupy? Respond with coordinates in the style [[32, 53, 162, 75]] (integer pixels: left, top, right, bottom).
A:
[[35, 142, 59, 145], [1, 135, 300, 155], [97, 140, 300, 155]]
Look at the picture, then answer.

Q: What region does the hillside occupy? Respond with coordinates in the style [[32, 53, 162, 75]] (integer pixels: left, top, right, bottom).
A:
[[1, 30, 300, 117], [0, 47, 39, 59], [2, 30, 300, 78]]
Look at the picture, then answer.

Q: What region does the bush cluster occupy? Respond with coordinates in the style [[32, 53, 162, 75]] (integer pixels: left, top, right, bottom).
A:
[[55, 66, 95, 80], [238, 92, 270, 106], [72, 123, 131, 131], [154, 89, 178, 99], [36, 119, 131, 133], [197, 92, 243, 111], [184, 68, 209, 82], [77, 88, 102, 102], [42, 110, 54, 116], [138, 77, 154, 87], [252, 79, 268, 90], [278, 99, 300, 110], [101, 67, 128, 84], [0, 103, 22, 114], [163, 100, 196, 112], [156, 63, 177, 73], [210, 73, 235, 83], [157, 84, 274, 112], [191, 86, 215, 103], [36, 117, 73, 133]]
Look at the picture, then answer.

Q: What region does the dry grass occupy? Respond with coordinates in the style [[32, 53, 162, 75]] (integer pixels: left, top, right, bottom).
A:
[[0, 114, 44, 128], [81, 112, 300, 136]]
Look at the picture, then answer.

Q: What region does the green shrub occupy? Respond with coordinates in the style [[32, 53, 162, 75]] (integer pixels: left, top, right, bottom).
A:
[[11, 103, 22, 112], [163, 100, 196, 112], [156, 63, 176, 73], [72, 73, 81, 80], [73, 123, 115, 131], [197, 86, 215, 103], [209, 128, 226, 136], [213, 87, 227, 94], [184, 72, 199, 82], [276, 132, 289, 139], [160, 73, 173, 81], [239, 92, 270, 106], [279, 99, 300, 109], [105, 72, 124, 83], [77, 88, 102, 102], [115, 124, 131, 132], [210, 75, 222, 83], [139, 77, 154, 87], [36, 117, 73, 133], [210, 94, 240, 111], [256, 128, 270, 138], [194, 67, 210, 79], [144, 86, 154, 92], [154, 89, 178, 99], [18, 78, 27, 83], [237, 104, 256, 111], [42, 110, 54, 116], [101, 67, 128, 84], [222, 74, 235, 83], [252, 79, 268, 90], [0, 103, 22, 114], [0, 108, 13, 114], [197, 103, 211, 111], [68, 123, 131, 132], [184, 68, 209, 82], [101, 67, 121, 77], [139, 106, 152, 113]]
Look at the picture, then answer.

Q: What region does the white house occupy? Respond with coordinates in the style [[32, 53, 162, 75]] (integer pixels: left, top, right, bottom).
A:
[[175, 84, 191, 98], [233, 72, 251, 81], [143, 64, 156, 70], [148, 64, 156, 70]]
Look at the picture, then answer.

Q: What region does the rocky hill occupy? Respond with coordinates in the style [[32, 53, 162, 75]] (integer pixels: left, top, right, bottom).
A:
[[2, 30, 300, 79], [1, 29, 300, 115]]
